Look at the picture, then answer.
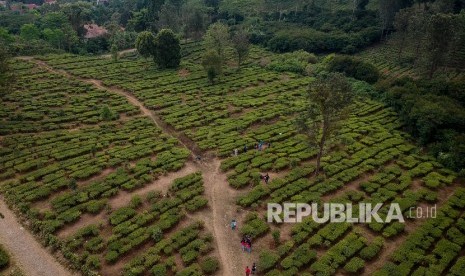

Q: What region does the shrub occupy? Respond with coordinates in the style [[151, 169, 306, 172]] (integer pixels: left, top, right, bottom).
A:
[[109, 207, 136, 225], [259, 250, 280, 271], [266, 50, 317, 74], [450, 256, 465, 276], [105, 250, 119, 263], [272, 230, 280, 246], [85, 255, 101, 270], [359, 237, 384, 260], [344, 257, 365, 273], [327, 55, 379, 84], [0, 245, 9, 269], [151, 264, 167, 276], [200, 257, 219, 274], [84, 236, 104, 253], [85, 200, 107, 214], [146, 191, 161, 203], [240, 215, 270, 238]]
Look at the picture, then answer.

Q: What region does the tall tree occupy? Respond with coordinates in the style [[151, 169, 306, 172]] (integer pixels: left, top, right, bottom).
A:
[[153, 29, 181, 68], [297, 73, 354, 175], [426, 14, 454, 78], [407, 9, 429, 66], [202, 50, 222, 83], [147, 0, 166, 30], [127, 9, 151, 32], [393, 7, 413, 60], [43, 28, 65, 49], [204, 22, 230, 63], [135, 31, 156, 61], [111, 43, 119, 62], [20, 24, 40, 41], [157, 2, 181, 32], [231, 28, 250, 69], [61, 1, 92, 37], [181, 0, 209, 40], [352, 0, 369, 19], [379, 0, 413, 37], [447, 12, 465, 69]]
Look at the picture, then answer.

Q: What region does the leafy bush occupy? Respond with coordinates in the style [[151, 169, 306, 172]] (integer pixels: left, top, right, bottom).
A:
[[0, 245, 9, 269], [266, 50, 317, 74], [105, 250, 119, 263], [109, 207, 137, 225], [151, 264, 167, 276], [272, 230, 280, 246], [344, 257, 365, 273], [200, 257, 219, 274], [240, 213, 270, 238], [359, 237, 384, 260], [326, 55, 379, 84], [85, 255, 101, 270], [259, 250, 280, 271]]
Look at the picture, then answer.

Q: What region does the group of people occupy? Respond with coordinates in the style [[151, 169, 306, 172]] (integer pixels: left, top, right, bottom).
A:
[[245, 263, 257, 275], [233, 140, 272, 156], [241, 235, 253, 253], [230, 220, 258, 275]]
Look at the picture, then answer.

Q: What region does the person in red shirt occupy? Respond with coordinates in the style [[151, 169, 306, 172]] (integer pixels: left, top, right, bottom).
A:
[[246, 266, 251, 276]]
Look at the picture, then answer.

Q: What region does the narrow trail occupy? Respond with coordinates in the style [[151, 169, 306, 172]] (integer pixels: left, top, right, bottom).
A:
[[199, 159, 254, 276], [0, 200, 74, 276], [25, 57, 250, 276], [101, 48, 136, 59]]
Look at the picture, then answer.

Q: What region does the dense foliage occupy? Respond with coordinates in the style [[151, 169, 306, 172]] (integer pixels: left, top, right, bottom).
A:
[[379, 78, 465, 172], [153, 29, 181, 68], [326, 55, 380, 84]]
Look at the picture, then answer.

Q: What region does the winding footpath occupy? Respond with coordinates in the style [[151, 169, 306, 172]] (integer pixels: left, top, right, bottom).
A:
[[21, 57, 253, 275], [0, 199, 73, 276]]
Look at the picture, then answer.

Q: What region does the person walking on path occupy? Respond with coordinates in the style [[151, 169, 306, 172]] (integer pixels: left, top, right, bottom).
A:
[[264, 173, 270, 184], [252, 263, 257, 274], [231, 219, 237, 230], [246, 266, 251, 276], [234, 148, 238, 156], [241, 238, 246, 251], [245, 238, 252, 253]]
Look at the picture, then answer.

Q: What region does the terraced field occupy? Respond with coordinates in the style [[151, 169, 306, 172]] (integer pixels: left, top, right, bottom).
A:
[[0, 42, 464, 276], [358, 38, 465, 82]]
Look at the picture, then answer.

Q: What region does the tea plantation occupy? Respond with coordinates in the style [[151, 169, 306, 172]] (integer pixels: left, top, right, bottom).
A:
[[0, 42, 464, 276]]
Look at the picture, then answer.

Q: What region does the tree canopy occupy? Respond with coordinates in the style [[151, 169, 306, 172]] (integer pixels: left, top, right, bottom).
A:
[[298, 72, 354, 174], [153, 29, 181, 68]]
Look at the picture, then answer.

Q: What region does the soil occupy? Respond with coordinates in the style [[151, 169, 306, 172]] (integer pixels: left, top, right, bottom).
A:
[[0, 199, 76, 276]]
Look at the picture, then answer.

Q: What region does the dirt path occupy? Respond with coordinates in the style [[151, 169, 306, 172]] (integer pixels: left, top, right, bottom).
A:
[[197, 158, 254, 276], [25, 57, 201, 157], [101, 48, 136, 59], [0, 199, 74, 276], [25, 57, 253, 276]]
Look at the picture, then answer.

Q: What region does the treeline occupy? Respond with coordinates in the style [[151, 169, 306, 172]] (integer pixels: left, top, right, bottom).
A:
[[250, 7, 381, 54], [0, 2, 135, 55], [363, 0, 465, 172], [392, 7, 465, 77], [376, 78, 465, 172]]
